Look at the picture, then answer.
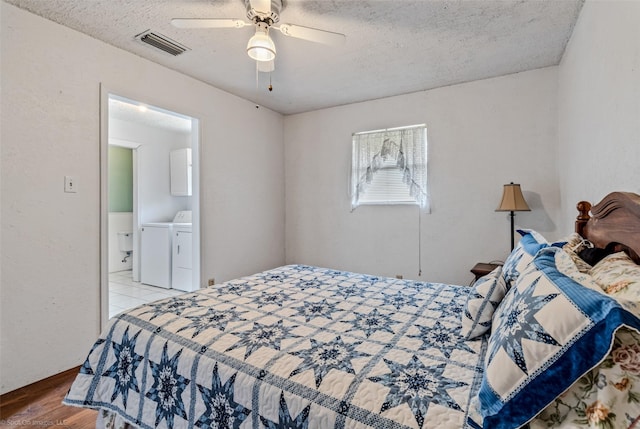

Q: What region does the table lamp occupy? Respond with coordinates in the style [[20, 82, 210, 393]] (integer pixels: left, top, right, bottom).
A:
[[496, 182, 531, 250]]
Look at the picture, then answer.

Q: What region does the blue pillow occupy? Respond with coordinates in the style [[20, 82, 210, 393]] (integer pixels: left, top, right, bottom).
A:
[[474, 246, 640, 429], [461, 266, 507, 340], [501, 229, 565, 288]]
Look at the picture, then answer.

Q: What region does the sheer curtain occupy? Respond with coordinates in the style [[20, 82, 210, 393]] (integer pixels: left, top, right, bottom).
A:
[[350, 125, 428, 211]]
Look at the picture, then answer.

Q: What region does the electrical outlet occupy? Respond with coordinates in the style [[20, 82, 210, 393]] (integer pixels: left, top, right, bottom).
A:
[[208, 278, 215, 286], [64, 176, 77, 193]]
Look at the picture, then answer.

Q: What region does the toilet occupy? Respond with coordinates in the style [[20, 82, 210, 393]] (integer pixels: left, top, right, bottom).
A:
[[117, 232, 133, 262]]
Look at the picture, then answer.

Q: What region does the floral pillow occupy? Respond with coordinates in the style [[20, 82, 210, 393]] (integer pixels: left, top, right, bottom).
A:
[[531, 327, 640, 429], [565, 249, 593, 274], [461, 266, 507, 340], [471, 246, 640, 429], [561, 232, 592, 253], [559, 232, 593, 274], [589, 252, 640, 299], [554, 247, 603, 293]]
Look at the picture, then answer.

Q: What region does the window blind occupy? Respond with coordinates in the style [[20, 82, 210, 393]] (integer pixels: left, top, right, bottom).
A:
[[350, 125, 428, 211]]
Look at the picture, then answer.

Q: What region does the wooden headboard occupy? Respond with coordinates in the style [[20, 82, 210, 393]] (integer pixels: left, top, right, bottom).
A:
[[576, 191, 640, 263]]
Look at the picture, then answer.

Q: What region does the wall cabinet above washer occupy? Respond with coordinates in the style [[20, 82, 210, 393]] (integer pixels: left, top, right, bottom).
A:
[[170, 148, 192, 196]]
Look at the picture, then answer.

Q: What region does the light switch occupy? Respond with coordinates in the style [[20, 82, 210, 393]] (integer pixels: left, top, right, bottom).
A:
[[64, 176, 77, 193]]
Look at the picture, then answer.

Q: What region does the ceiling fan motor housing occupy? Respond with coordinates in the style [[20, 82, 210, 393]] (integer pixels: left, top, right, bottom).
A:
[[245, 0, 283, 25]]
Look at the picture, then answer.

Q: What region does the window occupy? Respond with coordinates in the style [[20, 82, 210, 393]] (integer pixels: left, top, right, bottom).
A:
[[350, 124, 428, 211]]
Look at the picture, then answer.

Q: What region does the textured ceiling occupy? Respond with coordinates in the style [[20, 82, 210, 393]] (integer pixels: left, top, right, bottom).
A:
[[4, 0, 584, 115]]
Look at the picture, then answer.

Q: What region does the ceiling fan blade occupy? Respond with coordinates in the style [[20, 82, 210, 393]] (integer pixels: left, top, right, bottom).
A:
[[171, 18, 248, 29], [249, 0, 272, 15], [275, 24, 346, 46]]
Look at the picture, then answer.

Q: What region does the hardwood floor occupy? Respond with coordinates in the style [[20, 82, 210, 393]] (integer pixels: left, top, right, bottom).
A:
[[0, 367, 97, 428]]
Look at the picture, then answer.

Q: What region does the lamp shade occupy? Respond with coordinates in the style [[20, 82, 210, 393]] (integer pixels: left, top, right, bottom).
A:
[[247, 26, 276, 62], [496, 183, 531, 212]]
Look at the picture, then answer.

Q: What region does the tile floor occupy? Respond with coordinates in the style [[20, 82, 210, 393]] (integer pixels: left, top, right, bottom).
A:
[[109, 270, 183, 319]]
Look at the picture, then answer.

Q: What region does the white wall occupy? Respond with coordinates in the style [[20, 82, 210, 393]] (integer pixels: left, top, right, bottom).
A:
[[557, 0, 640, 233], [110, 118, 192, 224], [285, 67, 560, 285], [0, 3, 284, 394]]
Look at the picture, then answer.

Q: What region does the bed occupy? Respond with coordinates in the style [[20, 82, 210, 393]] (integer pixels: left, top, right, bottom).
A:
[[64, 191, 640, 428]]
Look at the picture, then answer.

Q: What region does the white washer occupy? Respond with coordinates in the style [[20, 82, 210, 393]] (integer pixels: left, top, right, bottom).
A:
[[140, 222, 174, 289]]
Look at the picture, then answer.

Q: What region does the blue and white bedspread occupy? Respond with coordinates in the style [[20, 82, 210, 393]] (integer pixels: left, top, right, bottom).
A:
[[64, 265, 486, 429]]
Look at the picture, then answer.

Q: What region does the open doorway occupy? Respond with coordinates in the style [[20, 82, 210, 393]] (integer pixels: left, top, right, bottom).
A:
[[101, 93, 201, 326]]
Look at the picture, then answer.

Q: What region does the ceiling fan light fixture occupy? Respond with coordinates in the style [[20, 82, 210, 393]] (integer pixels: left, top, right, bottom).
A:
[[247, 24, 276, 62], [257, 59, 275, 72]]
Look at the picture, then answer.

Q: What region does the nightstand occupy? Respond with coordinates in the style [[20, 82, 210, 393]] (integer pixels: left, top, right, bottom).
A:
[[470, 262, 501, 282]]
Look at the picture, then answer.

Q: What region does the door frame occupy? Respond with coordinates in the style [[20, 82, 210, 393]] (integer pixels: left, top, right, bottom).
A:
[[99, 84, 202, 330]]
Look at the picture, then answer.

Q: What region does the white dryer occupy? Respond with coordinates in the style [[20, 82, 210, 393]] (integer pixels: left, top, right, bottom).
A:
[[172, 223, 193, 291], [140, 211, 192, 289]]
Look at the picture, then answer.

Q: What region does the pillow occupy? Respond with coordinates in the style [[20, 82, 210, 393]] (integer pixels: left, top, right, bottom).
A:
[[501, 229, 564, 289], [531, 326, 640, 428], [461, 266, 507, 340], [501, 241, 526, 287], [589, 251, 640, 299], [561, 232, 593, 273], [473, 246, 640, 429], [561, 232, 591, 253], [553, 246, 603, 294], [560, 232, 617, 270], [579, 246, 616, 266], [564, 248, 593, 273]]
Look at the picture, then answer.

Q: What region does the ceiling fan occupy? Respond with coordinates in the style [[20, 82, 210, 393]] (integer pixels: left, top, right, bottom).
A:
[[171, 0, 346, 73]]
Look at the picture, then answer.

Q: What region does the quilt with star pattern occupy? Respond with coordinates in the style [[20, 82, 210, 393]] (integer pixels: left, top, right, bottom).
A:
[[64, 265, 486, 429]]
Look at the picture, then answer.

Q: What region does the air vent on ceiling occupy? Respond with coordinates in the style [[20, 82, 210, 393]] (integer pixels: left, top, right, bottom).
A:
[[135, 30, 190, 56]]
